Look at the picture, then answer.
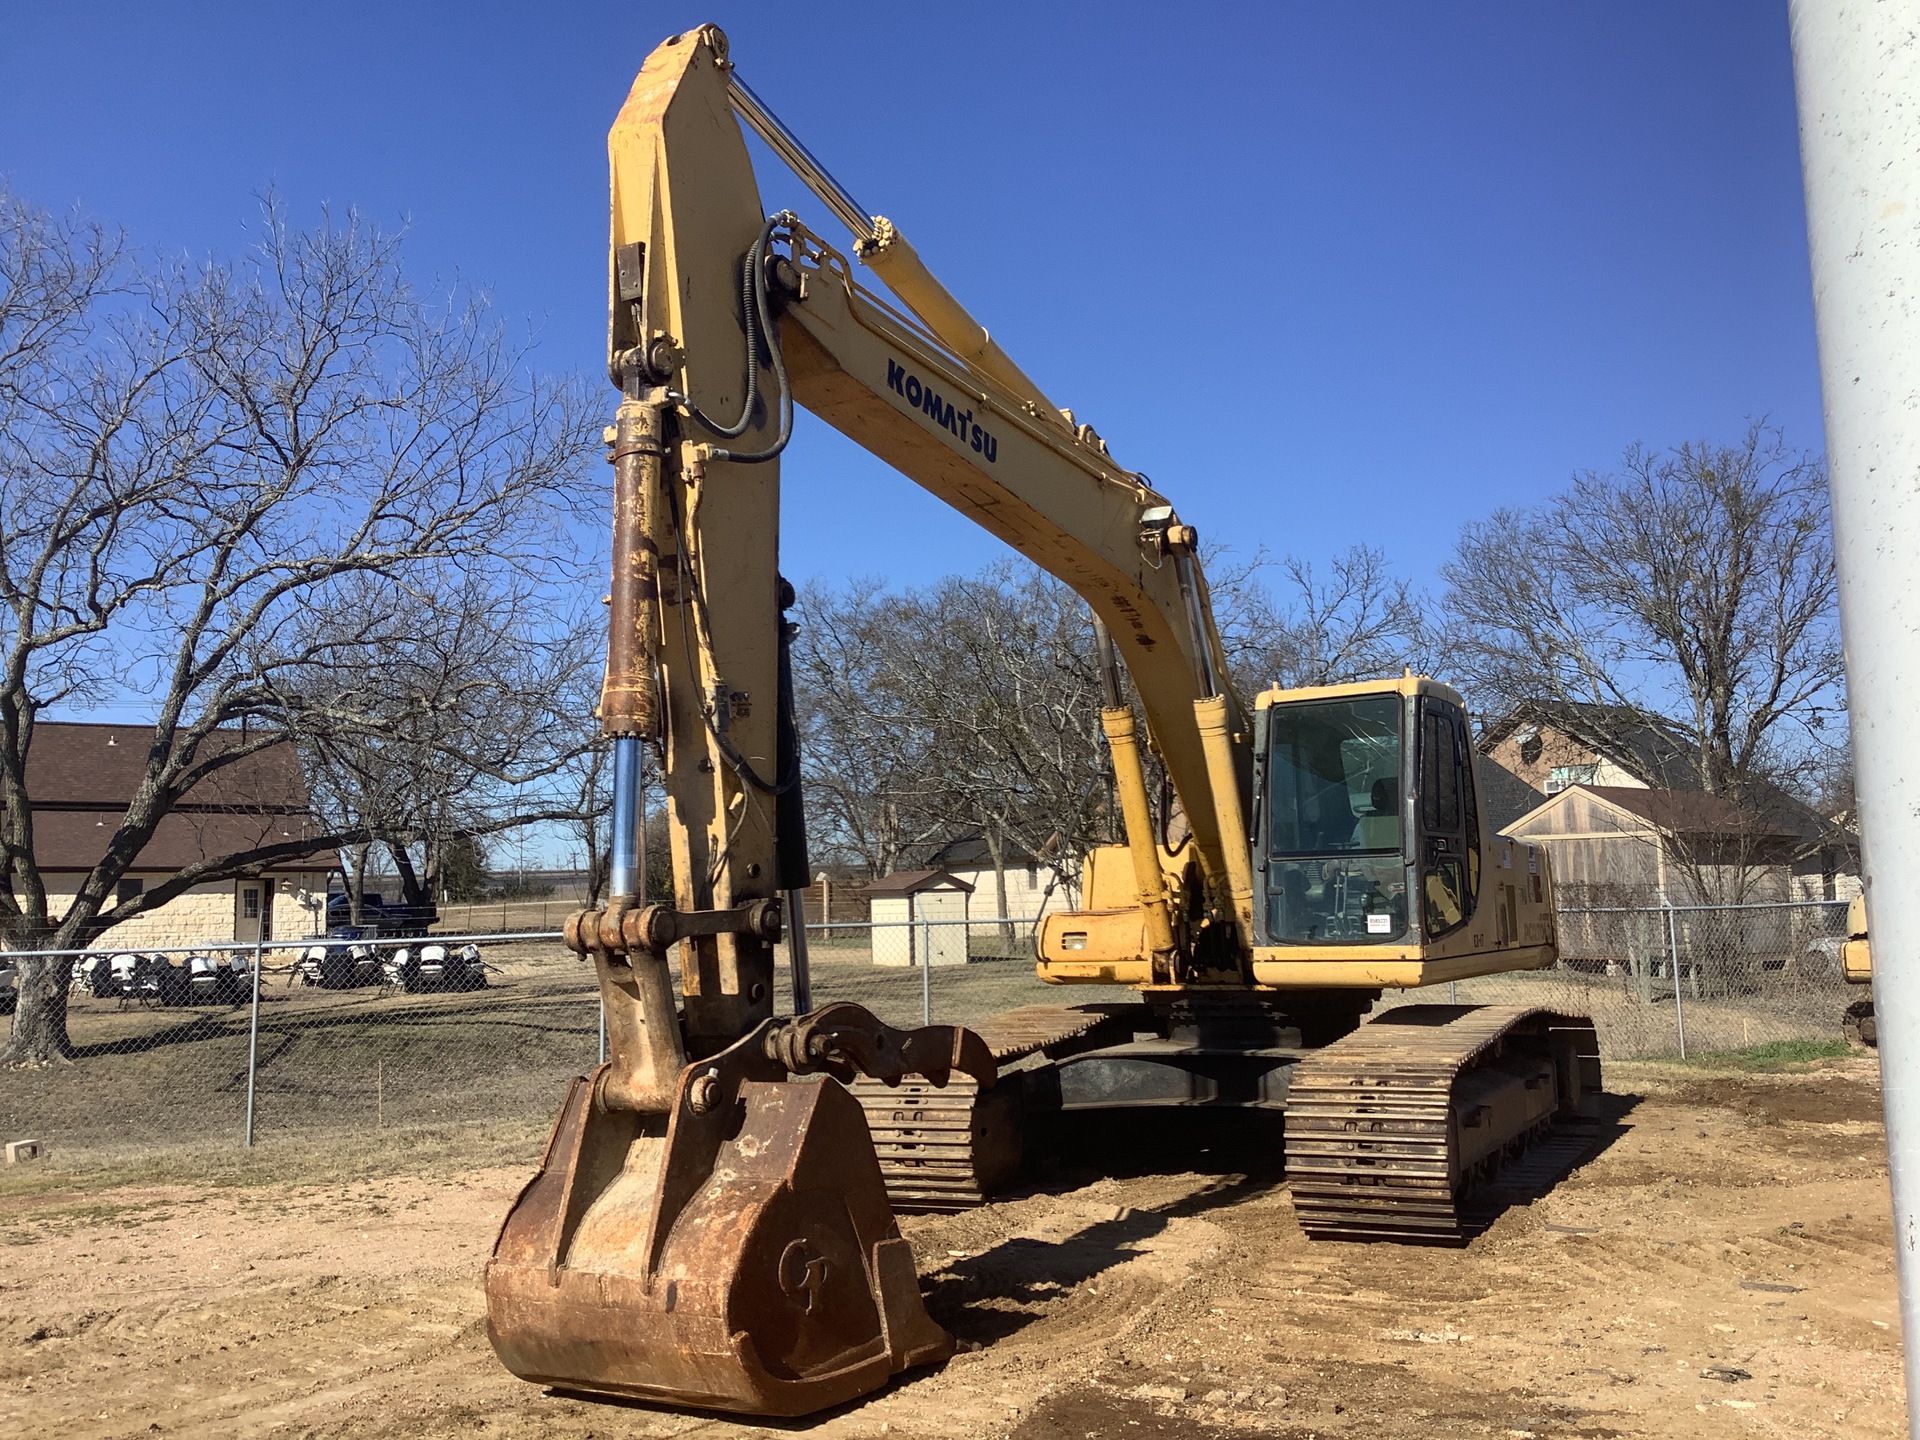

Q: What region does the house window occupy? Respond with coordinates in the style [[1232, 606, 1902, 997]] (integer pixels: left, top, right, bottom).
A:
[[1515, 725, 1542, 766], [241, 887, 261, 920], [116, 878, 144, 904], [1025, 862, 1038, 888], [1545, 763, 1598, 795]]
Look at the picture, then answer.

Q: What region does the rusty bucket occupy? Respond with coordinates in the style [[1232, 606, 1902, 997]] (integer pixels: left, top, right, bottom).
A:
[[485, 1025, 955, 1416]]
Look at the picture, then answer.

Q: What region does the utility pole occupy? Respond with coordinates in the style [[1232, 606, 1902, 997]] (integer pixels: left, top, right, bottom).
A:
[[1789, 5, 1920, 1426]]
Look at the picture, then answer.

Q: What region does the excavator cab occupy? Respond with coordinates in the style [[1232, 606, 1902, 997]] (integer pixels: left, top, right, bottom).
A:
[[1245, 675, 1557, 989], [1252, 679, 1481, 950], [1255, 686, 1414, 945], [1037, 675, 1554, 989]]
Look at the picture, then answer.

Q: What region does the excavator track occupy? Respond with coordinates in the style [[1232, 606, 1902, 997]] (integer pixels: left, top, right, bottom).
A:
[[1843, 997, 1877, 1048], [850, 1004, 1138, 1212], [1283, 1004, 1602, 1243]]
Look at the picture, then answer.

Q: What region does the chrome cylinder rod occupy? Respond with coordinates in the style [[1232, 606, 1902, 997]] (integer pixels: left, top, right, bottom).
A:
[[785, 889, 813, 1014], [728, 75, 875, 241], [609, 736, 644, 901], [1173, 548, 1222, 699]]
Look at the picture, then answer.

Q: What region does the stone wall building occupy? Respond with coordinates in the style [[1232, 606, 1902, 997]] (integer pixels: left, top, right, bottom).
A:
[[26, 723, 332, 950]]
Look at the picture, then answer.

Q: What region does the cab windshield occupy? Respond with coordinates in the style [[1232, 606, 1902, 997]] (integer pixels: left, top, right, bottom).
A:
[[1263, 695, 1409, 944]]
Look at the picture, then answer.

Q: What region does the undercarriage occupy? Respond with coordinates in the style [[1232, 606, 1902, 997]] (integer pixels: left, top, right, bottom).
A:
[[854, 995, 1603, 1243]]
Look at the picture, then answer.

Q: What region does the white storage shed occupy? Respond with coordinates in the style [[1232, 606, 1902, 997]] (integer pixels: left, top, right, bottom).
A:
[[863, 869, 974, 967]]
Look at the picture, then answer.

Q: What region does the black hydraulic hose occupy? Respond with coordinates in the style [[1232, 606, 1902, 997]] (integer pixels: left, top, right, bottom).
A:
[[707, 232, 793, 464], [1158, 767, 1182, 859], [676, 237, 762, 438], [773, 586, 811, 890], [663, 471, 802, 798], [679, 213, 794, 464]]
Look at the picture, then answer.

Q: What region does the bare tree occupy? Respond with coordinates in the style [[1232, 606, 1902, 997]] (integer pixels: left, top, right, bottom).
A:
[[566, 736, 613, 908], [1210, 543, 1430, 698], [293, 579, 602, 913], [794, 561, 1127, 919], [793, 546, 1429, 922], [887, 564, 1114, 924], [0, 189, 595, 1063], [1442, 423, 1846, 903], [792, 577, 947, 879]]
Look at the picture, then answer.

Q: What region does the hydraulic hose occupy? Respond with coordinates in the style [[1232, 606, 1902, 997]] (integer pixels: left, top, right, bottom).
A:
[[679, 213, 794, 465], [674, 246, 761, 439]]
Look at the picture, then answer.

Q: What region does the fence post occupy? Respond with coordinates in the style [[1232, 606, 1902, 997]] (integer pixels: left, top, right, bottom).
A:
[[920, 915, 932, 1027], [786, 890, 813, 1015], [243, 930, 267, 1148], [1665, 901, 1687, 1060]]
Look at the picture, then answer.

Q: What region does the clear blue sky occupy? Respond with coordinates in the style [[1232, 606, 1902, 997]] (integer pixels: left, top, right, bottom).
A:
[[2, 2, 1820, 594]]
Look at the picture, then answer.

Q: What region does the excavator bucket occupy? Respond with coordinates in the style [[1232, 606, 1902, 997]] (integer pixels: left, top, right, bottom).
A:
[[485, 1007, 992, 1416]]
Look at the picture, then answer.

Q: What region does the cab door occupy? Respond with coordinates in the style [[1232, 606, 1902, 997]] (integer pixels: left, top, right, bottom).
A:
[[1415, 696, 1480, 939]]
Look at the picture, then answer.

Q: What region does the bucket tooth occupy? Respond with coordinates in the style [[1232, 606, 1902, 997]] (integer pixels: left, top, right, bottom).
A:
[[485, 1032, 952, 1416]]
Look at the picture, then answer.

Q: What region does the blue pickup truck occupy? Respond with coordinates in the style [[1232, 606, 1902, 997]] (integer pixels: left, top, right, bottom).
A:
[[323, 891, 438, 939]]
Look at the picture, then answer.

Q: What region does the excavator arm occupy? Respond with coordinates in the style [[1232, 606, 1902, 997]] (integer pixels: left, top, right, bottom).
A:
[[602, 25, 1255, 1008], [486, 25, 1254, 1415]]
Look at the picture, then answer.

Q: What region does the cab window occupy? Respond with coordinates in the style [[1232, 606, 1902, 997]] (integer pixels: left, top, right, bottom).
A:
[[1417, 698, 1480, 938], [1262, 695, 1408, 944]]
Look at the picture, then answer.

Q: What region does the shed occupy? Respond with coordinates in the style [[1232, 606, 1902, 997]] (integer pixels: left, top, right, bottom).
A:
[[1502, 784, 1802, 905], [863, 869, 974, 967]]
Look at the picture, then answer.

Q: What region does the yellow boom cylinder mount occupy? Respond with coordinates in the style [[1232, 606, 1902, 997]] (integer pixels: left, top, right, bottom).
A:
[[1194, 693, 1257, 955], [1100, 704, 1179, 977]]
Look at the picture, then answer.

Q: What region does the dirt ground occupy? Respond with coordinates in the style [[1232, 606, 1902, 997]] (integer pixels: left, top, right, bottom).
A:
[[0, 1055, 1899, 1440]]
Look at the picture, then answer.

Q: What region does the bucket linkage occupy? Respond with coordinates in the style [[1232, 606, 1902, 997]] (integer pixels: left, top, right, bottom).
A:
[[487, 902, 993, 1418]]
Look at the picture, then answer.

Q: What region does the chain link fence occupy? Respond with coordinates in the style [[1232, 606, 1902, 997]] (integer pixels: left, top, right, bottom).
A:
[[0, 900, 1862, 1170], [427, 881, 882, 940], [0, 918, 1092, 1171], [0, 932, 597, 1171], [1401, 898, 1859, 1059]]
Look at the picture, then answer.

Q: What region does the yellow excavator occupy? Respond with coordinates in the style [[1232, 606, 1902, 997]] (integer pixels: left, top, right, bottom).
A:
[[484, 24, 1602, 1418], [1842, 894, 1876, 1046]]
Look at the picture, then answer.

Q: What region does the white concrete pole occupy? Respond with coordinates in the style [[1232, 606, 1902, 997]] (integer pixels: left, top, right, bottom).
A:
[[1790, 4, 1920, 1422]]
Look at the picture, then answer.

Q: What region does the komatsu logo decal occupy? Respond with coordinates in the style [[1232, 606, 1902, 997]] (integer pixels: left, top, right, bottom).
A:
[[886, 359, 998, 463]]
